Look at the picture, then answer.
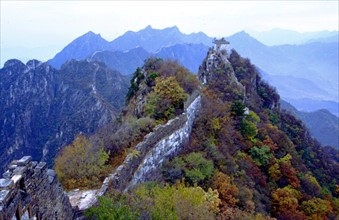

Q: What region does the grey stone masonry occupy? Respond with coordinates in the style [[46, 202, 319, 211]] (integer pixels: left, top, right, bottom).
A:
[[0, 156, 74, 220]]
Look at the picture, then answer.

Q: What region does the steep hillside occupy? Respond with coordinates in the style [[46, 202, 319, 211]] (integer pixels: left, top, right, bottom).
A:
[[0, 59, 129, 172], [81, 45, 338, 219], [281, 100, 339, 149], [227, 31, 338, 109], [156, 43, 209, 74], [54, 58, 200, 190], [90, 47, 150, 75]]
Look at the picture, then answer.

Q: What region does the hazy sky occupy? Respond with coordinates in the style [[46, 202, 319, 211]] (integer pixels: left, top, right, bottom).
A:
[[0, 1, 338, 65]]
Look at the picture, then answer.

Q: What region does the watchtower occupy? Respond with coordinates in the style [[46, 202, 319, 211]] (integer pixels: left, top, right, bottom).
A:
[[213, 37, 229, 52]]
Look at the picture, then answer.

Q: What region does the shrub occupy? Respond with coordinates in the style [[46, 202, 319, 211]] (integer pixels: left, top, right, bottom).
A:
[[162, 152, 214, 185], [145, 76, 187, 120], [248, 146, 273, 167], [54, 135, 109, 190]]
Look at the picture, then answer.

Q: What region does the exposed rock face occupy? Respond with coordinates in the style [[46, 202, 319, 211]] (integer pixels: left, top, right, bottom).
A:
[[198, 44, 245, 101], [0, 59, 129, 172], [0, 156, 74, 219]]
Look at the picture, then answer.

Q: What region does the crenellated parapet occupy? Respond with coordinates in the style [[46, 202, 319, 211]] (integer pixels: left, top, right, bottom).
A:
[[0, 156, 74, 220]]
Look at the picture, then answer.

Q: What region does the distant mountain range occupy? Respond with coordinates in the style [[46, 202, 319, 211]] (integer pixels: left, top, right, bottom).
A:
[[249, 28, 339, 46], [281, 100, 339, 149], [1, 25, 337, 160], [0, 59, 129, 172], [47, 26, 338, 116], [225, 31, 338, 115], [90, 47, 150, 75], [89, 43, 209, 75], [49, 25, 212, 70], [110, 25, 212, 52]]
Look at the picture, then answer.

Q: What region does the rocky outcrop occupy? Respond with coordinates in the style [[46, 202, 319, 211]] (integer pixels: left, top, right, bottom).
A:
[[0, 156, 74, 220], [198, 43, 245, 101], [0, 59, 129, 172]]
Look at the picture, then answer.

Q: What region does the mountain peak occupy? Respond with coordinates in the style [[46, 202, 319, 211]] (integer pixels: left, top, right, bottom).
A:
[[85, 30, 96, 35], [81, 31, 102, 39], [48, 31, 110, 68], [26, 59, 42, 70], [167, 25, 179, 31], [227, 31, 264, 46], [233, 30, 251, 37], [4, 59, 25, 68]]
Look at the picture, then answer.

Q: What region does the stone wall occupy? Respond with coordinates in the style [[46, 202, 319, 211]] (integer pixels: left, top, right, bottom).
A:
[[127, 94, 201, 189], [0, 93, 201, 219], [0, 156, 74, 220], [104, 94, 201, 193]]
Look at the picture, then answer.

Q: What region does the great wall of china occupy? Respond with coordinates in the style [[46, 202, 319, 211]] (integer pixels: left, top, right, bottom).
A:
[[0, 94, 201, 220]]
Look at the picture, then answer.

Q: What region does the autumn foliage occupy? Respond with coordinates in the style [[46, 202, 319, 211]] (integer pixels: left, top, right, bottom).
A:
[[55, 135, 109, 190], [61, 54, 338, 219]]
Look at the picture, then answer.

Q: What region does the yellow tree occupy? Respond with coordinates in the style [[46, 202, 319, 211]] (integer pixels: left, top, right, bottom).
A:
[[55, 135, 108, 189], [145, 76, 187, 120]]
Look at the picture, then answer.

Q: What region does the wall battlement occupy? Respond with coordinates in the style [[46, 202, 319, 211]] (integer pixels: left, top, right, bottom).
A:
[[0, 156, 74, 220]]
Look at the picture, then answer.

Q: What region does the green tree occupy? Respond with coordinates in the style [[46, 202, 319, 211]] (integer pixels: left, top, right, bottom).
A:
[[231, 100, 246, 117], [126, 67, 144, 102], [85, 196, 139, 220], [248, 146, 273, 166], [183, 152, 215, 184], [55, 135, 109, 190], [162, 152, 214, 185], [240, 119, 258, 139]]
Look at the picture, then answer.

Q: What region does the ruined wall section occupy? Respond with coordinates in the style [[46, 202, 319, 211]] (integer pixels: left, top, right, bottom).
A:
[[0, 156, 74, 220]]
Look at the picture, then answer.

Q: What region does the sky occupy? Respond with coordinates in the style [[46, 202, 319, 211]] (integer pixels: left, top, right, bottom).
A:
[[0, 1, 338, 66]]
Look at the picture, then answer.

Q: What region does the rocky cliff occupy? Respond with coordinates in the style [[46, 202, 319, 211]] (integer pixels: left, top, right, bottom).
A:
[[0, 59, 129, 172], [0, 156, 74, 219]]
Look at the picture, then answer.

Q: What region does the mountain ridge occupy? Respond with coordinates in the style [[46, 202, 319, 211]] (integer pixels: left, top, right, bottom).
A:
[[0, 58, 129, 172], [281, 100, 339, 148]]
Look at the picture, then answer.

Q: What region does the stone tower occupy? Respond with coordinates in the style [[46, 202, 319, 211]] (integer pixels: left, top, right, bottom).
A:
[[213, 37, 230, 52]]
